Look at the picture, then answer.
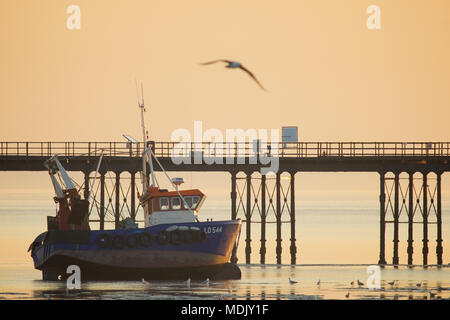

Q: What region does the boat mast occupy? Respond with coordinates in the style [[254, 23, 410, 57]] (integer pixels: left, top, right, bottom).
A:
[[137, 81, 156, 190]]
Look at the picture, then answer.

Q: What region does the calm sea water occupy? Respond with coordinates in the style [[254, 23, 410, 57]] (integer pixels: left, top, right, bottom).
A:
[[1, 177, 449, 300], [1, 263, 450, 300]]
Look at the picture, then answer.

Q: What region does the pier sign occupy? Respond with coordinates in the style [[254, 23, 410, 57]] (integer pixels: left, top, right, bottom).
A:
[[282, 127, 298, 144]]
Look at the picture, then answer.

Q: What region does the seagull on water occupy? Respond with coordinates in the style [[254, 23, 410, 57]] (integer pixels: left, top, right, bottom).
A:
[[199, 59, 267, 91], [288, 277, 298, 284], [345, 292, 350, 298], [43, 293, 52, 300], [416, 281, 422, 288], [141, 278, 150, 288], [186, 278, 191, 288], [203, 278, 210, 287], [350, 281, 354, 286], [357, 280, 364, 287], [317, 279, 321, 286], [388, 280, 396, 286]]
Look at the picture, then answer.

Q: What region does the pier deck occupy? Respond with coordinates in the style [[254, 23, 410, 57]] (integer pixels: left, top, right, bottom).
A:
[[1, 141, 449, 266]]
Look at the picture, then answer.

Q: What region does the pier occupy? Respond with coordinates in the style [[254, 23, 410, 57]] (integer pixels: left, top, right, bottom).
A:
[[1, 141, 449, 266]]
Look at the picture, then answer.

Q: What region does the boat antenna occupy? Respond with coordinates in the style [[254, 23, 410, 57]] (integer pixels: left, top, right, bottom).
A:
[[135, 78, 141, 106], [141, 82, 144, 108]]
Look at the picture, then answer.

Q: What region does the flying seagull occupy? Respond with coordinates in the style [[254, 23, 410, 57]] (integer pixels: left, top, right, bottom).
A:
[[199, 59, 267, 91]]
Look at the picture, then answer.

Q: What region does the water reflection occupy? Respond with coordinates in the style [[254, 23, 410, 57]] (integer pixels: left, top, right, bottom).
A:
[[2, 264, 450, 300]]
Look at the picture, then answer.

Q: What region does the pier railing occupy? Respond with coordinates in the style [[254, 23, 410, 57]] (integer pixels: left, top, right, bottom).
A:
[[0, 141, 449, 158]]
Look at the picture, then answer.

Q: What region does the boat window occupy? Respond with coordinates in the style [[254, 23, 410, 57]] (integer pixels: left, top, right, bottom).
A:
[[171, 197, 181, 210], [192, 196, 201, 207], [159, 198, 169, 210], [183, 196, 193, 209]]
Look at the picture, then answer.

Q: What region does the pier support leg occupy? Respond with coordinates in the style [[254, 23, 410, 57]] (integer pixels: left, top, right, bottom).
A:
[[115, 172, 121, 230], [422, 173, 429, 267], [276, 173, 282, 264], [100, 173, 105, 230], [436, 173, 443, 266], [230, 171, 238, 264], [393, 173, 400, 265], [245, 174, 252, 264], [82, 171, 90, 226], [130, 172, 136, 222], [260, 174, 266, 264], [407, 173, 414, 266], [290, 173, 296, 265], [378, 172, 387, 265], [84, 171, 90, 200]]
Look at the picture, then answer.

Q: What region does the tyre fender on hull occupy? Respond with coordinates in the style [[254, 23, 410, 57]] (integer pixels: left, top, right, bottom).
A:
[[96, 233, 111, 249], [192, 229, 207, 243], [112, 235, 126, 249], [126, 234, 139, 248], [156, 230, 170, 245], [181, 229, 195, 244], [169, 230, 182, 245], [138, 232, 153, 247]]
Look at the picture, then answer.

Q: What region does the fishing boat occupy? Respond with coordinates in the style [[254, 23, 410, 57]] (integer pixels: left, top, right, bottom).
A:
[[28, 91, 242, 281]]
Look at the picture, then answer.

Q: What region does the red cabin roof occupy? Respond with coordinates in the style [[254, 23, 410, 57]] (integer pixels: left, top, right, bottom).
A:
[[147, 187, 204, 199]]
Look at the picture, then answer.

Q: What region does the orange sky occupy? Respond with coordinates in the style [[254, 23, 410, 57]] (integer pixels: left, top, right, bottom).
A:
[[1, 0, 449, 142], [1, 1, 450, 265]]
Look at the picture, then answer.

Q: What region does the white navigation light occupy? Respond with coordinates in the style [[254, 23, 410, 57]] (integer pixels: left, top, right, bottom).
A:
[[172, 177, 184, 186]]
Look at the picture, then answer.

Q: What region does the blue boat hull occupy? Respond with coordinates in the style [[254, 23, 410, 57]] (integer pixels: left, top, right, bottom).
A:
[[30, 220, 241, 280]]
